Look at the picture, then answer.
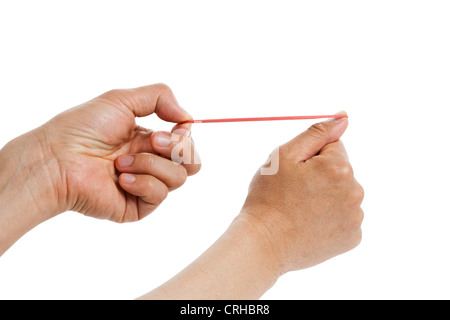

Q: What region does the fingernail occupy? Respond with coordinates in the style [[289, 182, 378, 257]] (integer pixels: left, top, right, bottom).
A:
[[172, 128, 191, 137], [121, 173, 136, 184], [154, 132, 172, 147], [118, 155, 134, 167], [333, 111, 348, 122]]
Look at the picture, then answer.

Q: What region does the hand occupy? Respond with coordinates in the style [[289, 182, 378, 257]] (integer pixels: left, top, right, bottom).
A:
[[41, 84, 201, 222], [240, 115, 364, 274], [139, 115, 364, 300]]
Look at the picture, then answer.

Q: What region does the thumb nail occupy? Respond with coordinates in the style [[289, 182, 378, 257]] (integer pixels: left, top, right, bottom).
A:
[[332, 111, 348, 122], [172, 128, 191, 137]]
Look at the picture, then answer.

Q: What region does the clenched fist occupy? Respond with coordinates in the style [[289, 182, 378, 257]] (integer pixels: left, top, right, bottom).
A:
[[240, 115, 364, 274]]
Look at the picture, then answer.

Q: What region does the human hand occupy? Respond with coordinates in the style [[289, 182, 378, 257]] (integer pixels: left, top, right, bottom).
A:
[[239, 115, 364, 274], [40, 84, 201, 222], [138, 115, 364, 300]]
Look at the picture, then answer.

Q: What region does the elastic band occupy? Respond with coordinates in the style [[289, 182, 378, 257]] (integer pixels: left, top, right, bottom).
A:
[[181, 114, 348, 124]]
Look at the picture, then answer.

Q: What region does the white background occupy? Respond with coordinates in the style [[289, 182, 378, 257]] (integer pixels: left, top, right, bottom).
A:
[[0, 1, 449, 300]]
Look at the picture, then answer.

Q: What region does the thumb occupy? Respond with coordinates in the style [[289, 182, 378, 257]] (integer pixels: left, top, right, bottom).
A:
[[283, 112, 349, 162], [100, 83, 192, 123]]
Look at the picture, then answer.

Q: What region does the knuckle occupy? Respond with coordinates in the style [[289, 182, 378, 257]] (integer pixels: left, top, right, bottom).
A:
[[144, 154, 156, 171], [102, 88, 126, 101], [353, 229, 363, 247], [145, 178, 155, 193], [330, 161, 353, 180], [153, 83, 172, 93], [174, 167, 188, 187], [160, 185, 169, 202], [307, 122, 328, 141], [354, 209, 365, 227], [356, 185, 365, 203], [148, 181, 169, 204], [104, 88, 122, 96], [359, 185, 365, 201], [348, 185, 364, 206], [99, 89, 133, 108]]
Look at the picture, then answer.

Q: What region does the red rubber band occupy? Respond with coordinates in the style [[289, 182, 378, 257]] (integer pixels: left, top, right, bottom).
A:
[[181, 114, 348, 124]]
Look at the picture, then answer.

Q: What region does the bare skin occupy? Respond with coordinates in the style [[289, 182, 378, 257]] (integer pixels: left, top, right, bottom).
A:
[[0, 84, 201, 255], [139, 115, 364, 299], [0, 84, 363, 299]]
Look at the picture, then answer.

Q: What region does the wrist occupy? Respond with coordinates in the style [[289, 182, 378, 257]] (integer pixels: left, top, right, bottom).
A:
[[0, 126, 63, 222], [232, 211, 286, 283], [238, 205, 293, 276], [142, 213, 284, 300]]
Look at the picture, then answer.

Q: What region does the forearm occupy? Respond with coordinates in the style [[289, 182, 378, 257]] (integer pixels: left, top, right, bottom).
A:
[[0, 129, 61, 256], [139, 215, 281, 300]]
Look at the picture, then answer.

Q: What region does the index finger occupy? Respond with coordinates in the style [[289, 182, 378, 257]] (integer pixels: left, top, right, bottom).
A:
[[106, 83, 192, 123], [318, 140, 349, 161]]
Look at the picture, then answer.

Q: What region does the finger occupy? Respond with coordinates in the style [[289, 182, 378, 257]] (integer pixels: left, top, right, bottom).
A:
[[319, 140, 349, 161], [116, 153, 188, 191], [172, 122, 192, 135], [282, 111, 349, 163], [119, 173, 169, 213], [310, 140, 355, 185], [103, 83, 192, 122], [126, 126, 155, 154], [318, 140, 353, 179], [150, 131, 202, 176]]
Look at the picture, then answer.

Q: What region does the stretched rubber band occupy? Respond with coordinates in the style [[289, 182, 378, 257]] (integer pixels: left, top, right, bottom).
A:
[[181, 114, 347, 124]]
